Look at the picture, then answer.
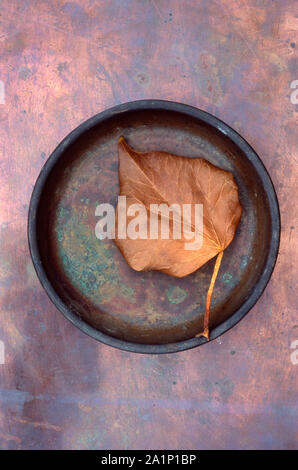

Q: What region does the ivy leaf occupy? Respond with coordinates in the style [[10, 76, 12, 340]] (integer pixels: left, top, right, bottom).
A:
[[114, 137, 242, 339]]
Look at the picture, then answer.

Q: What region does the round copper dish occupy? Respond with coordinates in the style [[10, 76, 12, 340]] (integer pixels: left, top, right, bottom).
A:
[[28, 100, 280, 353]]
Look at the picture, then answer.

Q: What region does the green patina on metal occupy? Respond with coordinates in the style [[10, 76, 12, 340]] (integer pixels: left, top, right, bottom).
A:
[[80, 197, 89, 205], [222, 272, 233, 284], [167, 286, 188, 304], [56, 211, 136, 304]]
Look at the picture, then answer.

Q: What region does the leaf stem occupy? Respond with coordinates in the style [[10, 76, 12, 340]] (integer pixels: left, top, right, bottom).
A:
[[196, 250, 224, 340]]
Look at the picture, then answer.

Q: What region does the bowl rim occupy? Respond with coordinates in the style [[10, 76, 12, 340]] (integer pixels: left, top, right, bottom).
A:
[[28, 99, 280, 354]]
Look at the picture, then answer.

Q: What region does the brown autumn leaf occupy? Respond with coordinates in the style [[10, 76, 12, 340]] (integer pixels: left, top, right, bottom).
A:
[[114, 137, 242, 339]]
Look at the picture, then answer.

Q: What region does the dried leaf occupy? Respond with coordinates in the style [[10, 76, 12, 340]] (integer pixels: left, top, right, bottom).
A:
[[114, 137, 242, 339]]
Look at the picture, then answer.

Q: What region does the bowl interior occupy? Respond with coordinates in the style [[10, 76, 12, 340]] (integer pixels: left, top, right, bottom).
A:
[[35, 107, 273, 344]]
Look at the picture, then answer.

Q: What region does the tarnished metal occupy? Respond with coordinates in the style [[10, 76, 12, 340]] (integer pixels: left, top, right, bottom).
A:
[[28, 101, 279, 351], [0, 0, 296, 450]]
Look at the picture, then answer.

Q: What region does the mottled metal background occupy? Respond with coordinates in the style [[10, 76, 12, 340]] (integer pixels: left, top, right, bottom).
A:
[[0, 0, 297, 450]]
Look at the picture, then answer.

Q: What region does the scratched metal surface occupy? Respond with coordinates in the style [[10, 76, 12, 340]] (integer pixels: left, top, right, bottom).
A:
[[0, 0, 297, 450]]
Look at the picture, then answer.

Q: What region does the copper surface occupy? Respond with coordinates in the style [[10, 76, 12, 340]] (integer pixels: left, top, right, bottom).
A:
[[0, 0, 297, 449]]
